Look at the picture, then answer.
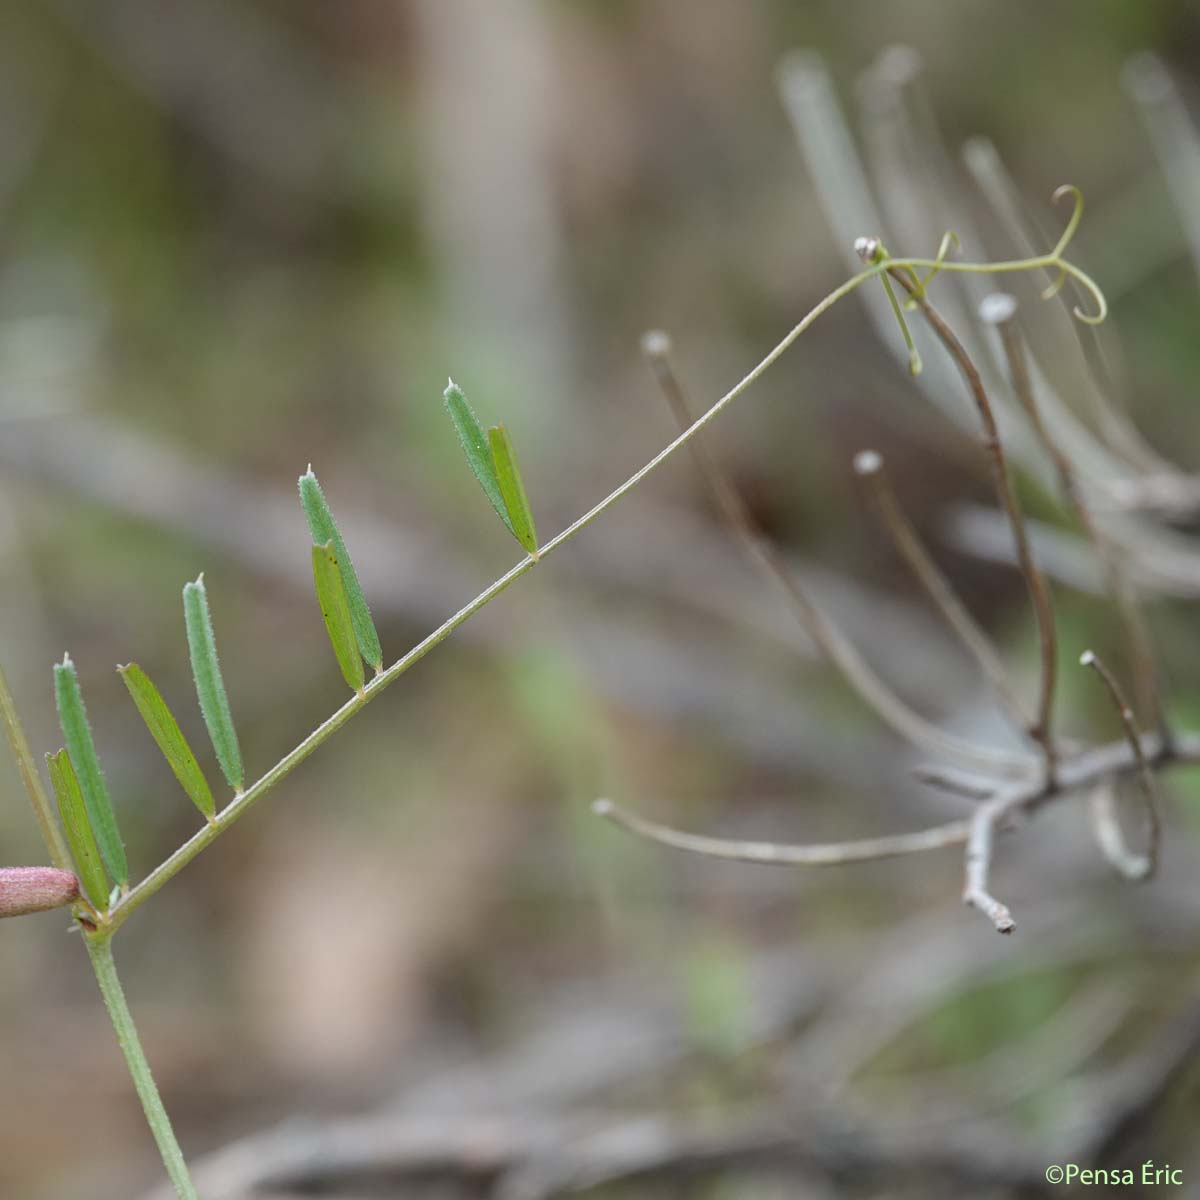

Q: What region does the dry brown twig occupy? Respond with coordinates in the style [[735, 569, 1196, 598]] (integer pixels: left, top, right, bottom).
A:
[[852, 447, 1033, 740], [980, 291, 1166, 739], [638, 329, 1036, 781], [885, 261, 1059, 784], [1080, 649, 1161, 878], [596, 231, 1197, 936]]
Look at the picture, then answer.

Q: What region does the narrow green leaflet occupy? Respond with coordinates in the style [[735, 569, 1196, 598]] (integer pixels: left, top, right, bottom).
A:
[[53, 656, 128, 887], [183, 576, 244, 792], [487, 424, 540, 558], [119, 663, 216, 821], [311, 541, 366, 693], [298, 470, 383, 672], [46, 749, 109, 911], [443, 380, 515, 537]]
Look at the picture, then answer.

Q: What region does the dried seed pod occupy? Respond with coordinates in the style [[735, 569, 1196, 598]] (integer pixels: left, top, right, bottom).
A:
[[0, 866, 79, 918]]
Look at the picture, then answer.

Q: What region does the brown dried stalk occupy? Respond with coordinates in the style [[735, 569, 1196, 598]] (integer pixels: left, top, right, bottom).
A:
[[887, 266, 1060, 784], [982, 293, 1165, 740], [596, 727, 1191, 933], [1080, 650, 1160, 878], [853, 448, 1033, 738], [640, 330, 1035, 779]]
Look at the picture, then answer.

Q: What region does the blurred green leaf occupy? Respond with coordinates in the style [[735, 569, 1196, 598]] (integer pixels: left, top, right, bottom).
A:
[[53, 656, 128, 888], [311, 540, 366, 694], [119, 663, 216, 821], [681, 937, 750, 1058], [46, 748, 110, 912], [183, 576, 244, 793]]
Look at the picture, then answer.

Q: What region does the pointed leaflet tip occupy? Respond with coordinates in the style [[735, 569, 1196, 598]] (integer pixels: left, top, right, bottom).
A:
[[52, 658, 127, 887], [443, 381, 515, 537], [297, 471, 383, 671], [183, 577, 245, 792]]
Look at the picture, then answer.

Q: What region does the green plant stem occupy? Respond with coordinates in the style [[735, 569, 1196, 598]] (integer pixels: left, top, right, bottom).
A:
[[102, 243, 1094, 935], [0, 660, 72, 870], [84, 933, 198, 1200]]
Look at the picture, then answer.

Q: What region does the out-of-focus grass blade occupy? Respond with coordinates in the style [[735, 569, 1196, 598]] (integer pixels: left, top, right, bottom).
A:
[[311, 541, 366, 693], [46, 748, 109, 911], [119, 663, 216, 821], [487, 424, 540, 558], [298, 469, 383, 672], [443, 380, 515, 537], [53, 656, 128, 888], [183, 576, 244, 792]]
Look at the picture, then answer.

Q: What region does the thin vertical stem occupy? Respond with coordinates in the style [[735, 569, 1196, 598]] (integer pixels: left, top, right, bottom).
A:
[[891, 269, 1059, 785], [639, 330, 1034, 778], [84, 935, 199, 1200], [1080, 650, 1160, 878], [0, 660, 72, 870], [1088, 780, 1152, 881], [852, 449, 1033, 736], [986, 296, 1166, 741]]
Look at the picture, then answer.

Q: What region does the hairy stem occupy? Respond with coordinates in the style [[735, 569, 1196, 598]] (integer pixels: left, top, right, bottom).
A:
[[84, 934, 198, 1199], [0, 660, 72, 870]]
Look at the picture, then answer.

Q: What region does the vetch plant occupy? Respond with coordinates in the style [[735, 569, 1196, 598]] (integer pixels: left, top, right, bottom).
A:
[[54, 655, 128, 890], [444, 379, 541, 558], [47, 748, 109, 913], [119, 665, 217, 824], [0, 190, 1164, 1196], [183, 576, 244, 794], [299, 468, 384, 674]]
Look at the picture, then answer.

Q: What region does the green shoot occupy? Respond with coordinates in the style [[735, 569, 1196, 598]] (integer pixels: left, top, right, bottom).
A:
[[298, 470, 383, 673], [119, 664, 216, 822], [53, 656, 127, 888], [311, 541, 366, 693], [183, 576, 244, 793], [488, 423, 540, 558], [47, 749, 109, 911]]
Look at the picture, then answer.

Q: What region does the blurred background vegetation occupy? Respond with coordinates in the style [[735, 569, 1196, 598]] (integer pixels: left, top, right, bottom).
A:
[[4, 2, 1200, 1197]]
